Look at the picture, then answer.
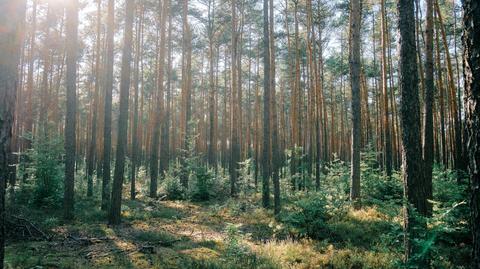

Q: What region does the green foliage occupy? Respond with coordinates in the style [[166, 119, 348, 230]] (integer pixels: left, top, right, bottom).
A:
[[19, 135, 64, 208], [360, 150, 403, 207], [280, 193, 330, 239], [162, 161, 187, 200], [237, 159, 255, 198], [224, 224, 277, 269]]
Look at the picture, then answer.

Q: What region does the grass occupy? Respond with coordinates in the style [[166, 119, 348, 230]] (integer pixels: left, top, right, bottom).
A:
[[4, 196, 403, 269], [4, 166, 471, 269]]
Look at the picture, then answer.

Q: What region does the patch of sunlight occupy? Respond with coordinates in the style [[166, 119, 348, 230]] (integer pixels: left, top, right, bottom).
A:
[[254, 238, 319, 269], [255, 239, 398, 269], [348, 206, 389, 222], [180, 247, 220, 261]]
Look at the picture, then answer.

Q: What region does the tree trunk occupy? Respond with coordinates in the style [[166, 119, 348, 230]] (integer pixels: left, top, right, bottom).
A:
[[380, 0, 392, 177], [102, 0, 114, 211], [87, 0, 102, 198], [270, 0, 280, 215], [422, 0, 434, 216], [0, 0, 25, 265], [463, 0, 480, 266], [131, 4, 144, 200], [397, 0, 428, 263], [109, 0, 134, 225], [349, 0, 362, 207], [64, 0, 78, 221], [262, 0, 270, 208]]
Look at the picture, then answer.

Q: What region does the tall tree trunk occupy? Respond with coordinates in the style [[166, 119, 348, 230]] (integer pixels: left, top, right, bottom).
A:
[[262, 0, 270, 208], [397, 0, 428, 263], [109, 0, 135, 225], [463, 0, 480, 266], [180, 0, 192, 188], [87, 0, 102, 198], [435, 22, 447, 167], [230, 0, 240, 197], [131, 4, 144, 200], [150, 0, 169, 198], [349, 0, 362, 207], [435, 0, 462, 172], [207, 0, 217, 168], [422, 0, 434, 216], [0, 0, 25, 265], [270, 0, 280, 215], [381, 0, 392, 177], [102, 0, 114, 211], [24, 0, 37, 150], [64, 0, 78, 221]]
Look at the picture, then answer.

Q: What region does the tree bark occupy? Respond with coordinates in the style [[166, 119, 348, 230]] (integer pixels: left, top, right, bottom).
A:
[[102, 0, 115, 211], [64, 0, 78, 221], [87, 0, 102, 198], [422, 0, 434, 216], [262, 0, 271, 208], [349, 0, 362, 207], [380, 0, 392, 177], [462, 0, 480, 266], [109, 0, 135, 225], [397, 0, 428, 263], [0, 0, 25, 265]]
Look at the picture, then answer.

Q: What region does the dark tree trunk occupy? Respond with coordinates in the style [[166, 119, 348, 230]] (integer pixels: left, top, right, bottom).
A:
[[270, 0, 280, 215], [64, 0, 78, 221], [0, 0, 25, 266], [380, 0, 392, 178], [463, 0, 480, 266], [102, 0, 114, 211], [150, 0, 169, 198], [87, 0, 102, 198], [422, 0, 434, 216], [109, 0, 135, 225], [207, 0, 217, 169], [230, 0, 240, 197], [397, 0, 428, 264], [349, 0, 362, 208], [262, 0, 271, 208], [131, 4, 144, 200]]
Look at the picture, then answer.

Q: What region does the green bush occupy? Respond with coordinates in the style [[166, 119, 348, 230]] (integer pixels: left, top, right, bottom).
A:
[[162, 161, 187, 200], [281, 193, 330, 239], [24, 135, 64, 208]]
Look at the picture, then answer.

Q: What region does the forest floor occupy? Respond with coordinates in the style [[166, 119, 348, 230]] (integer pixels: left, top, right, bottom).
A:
[[5, 193, 401, 269]]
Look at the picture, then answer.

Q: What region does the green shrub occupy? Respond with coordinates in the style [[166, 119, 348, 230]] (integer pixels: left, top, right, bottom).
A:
[[162, 161, 187, 200], [25, 135, 64, 208], [281, 193, 330, 239]]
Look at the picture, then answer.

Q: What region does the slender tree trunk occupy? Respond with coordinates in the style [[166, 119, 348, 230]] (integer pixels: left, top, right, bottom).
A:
[[102, 0, 114, 211], [131, 4, 144, 200], [435, 23, 447, 167], [207, 0, 217, 168], [463, 0, 480, 266], [230, 0, 240, 197], [24, 0, 37, 150], [381, 0, 392, 177], [262, 0, 271, 208], [270, 0, 280, 215], [422, 0, 434, 216], [64, 0, 78, 221], [87, 0, 102, 198], [150, 0, 169, 198], [435, 0, 462, 172], [180, 0, 192, 188], [349, 0, 362, 208], [109, 0, 134, 225]]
